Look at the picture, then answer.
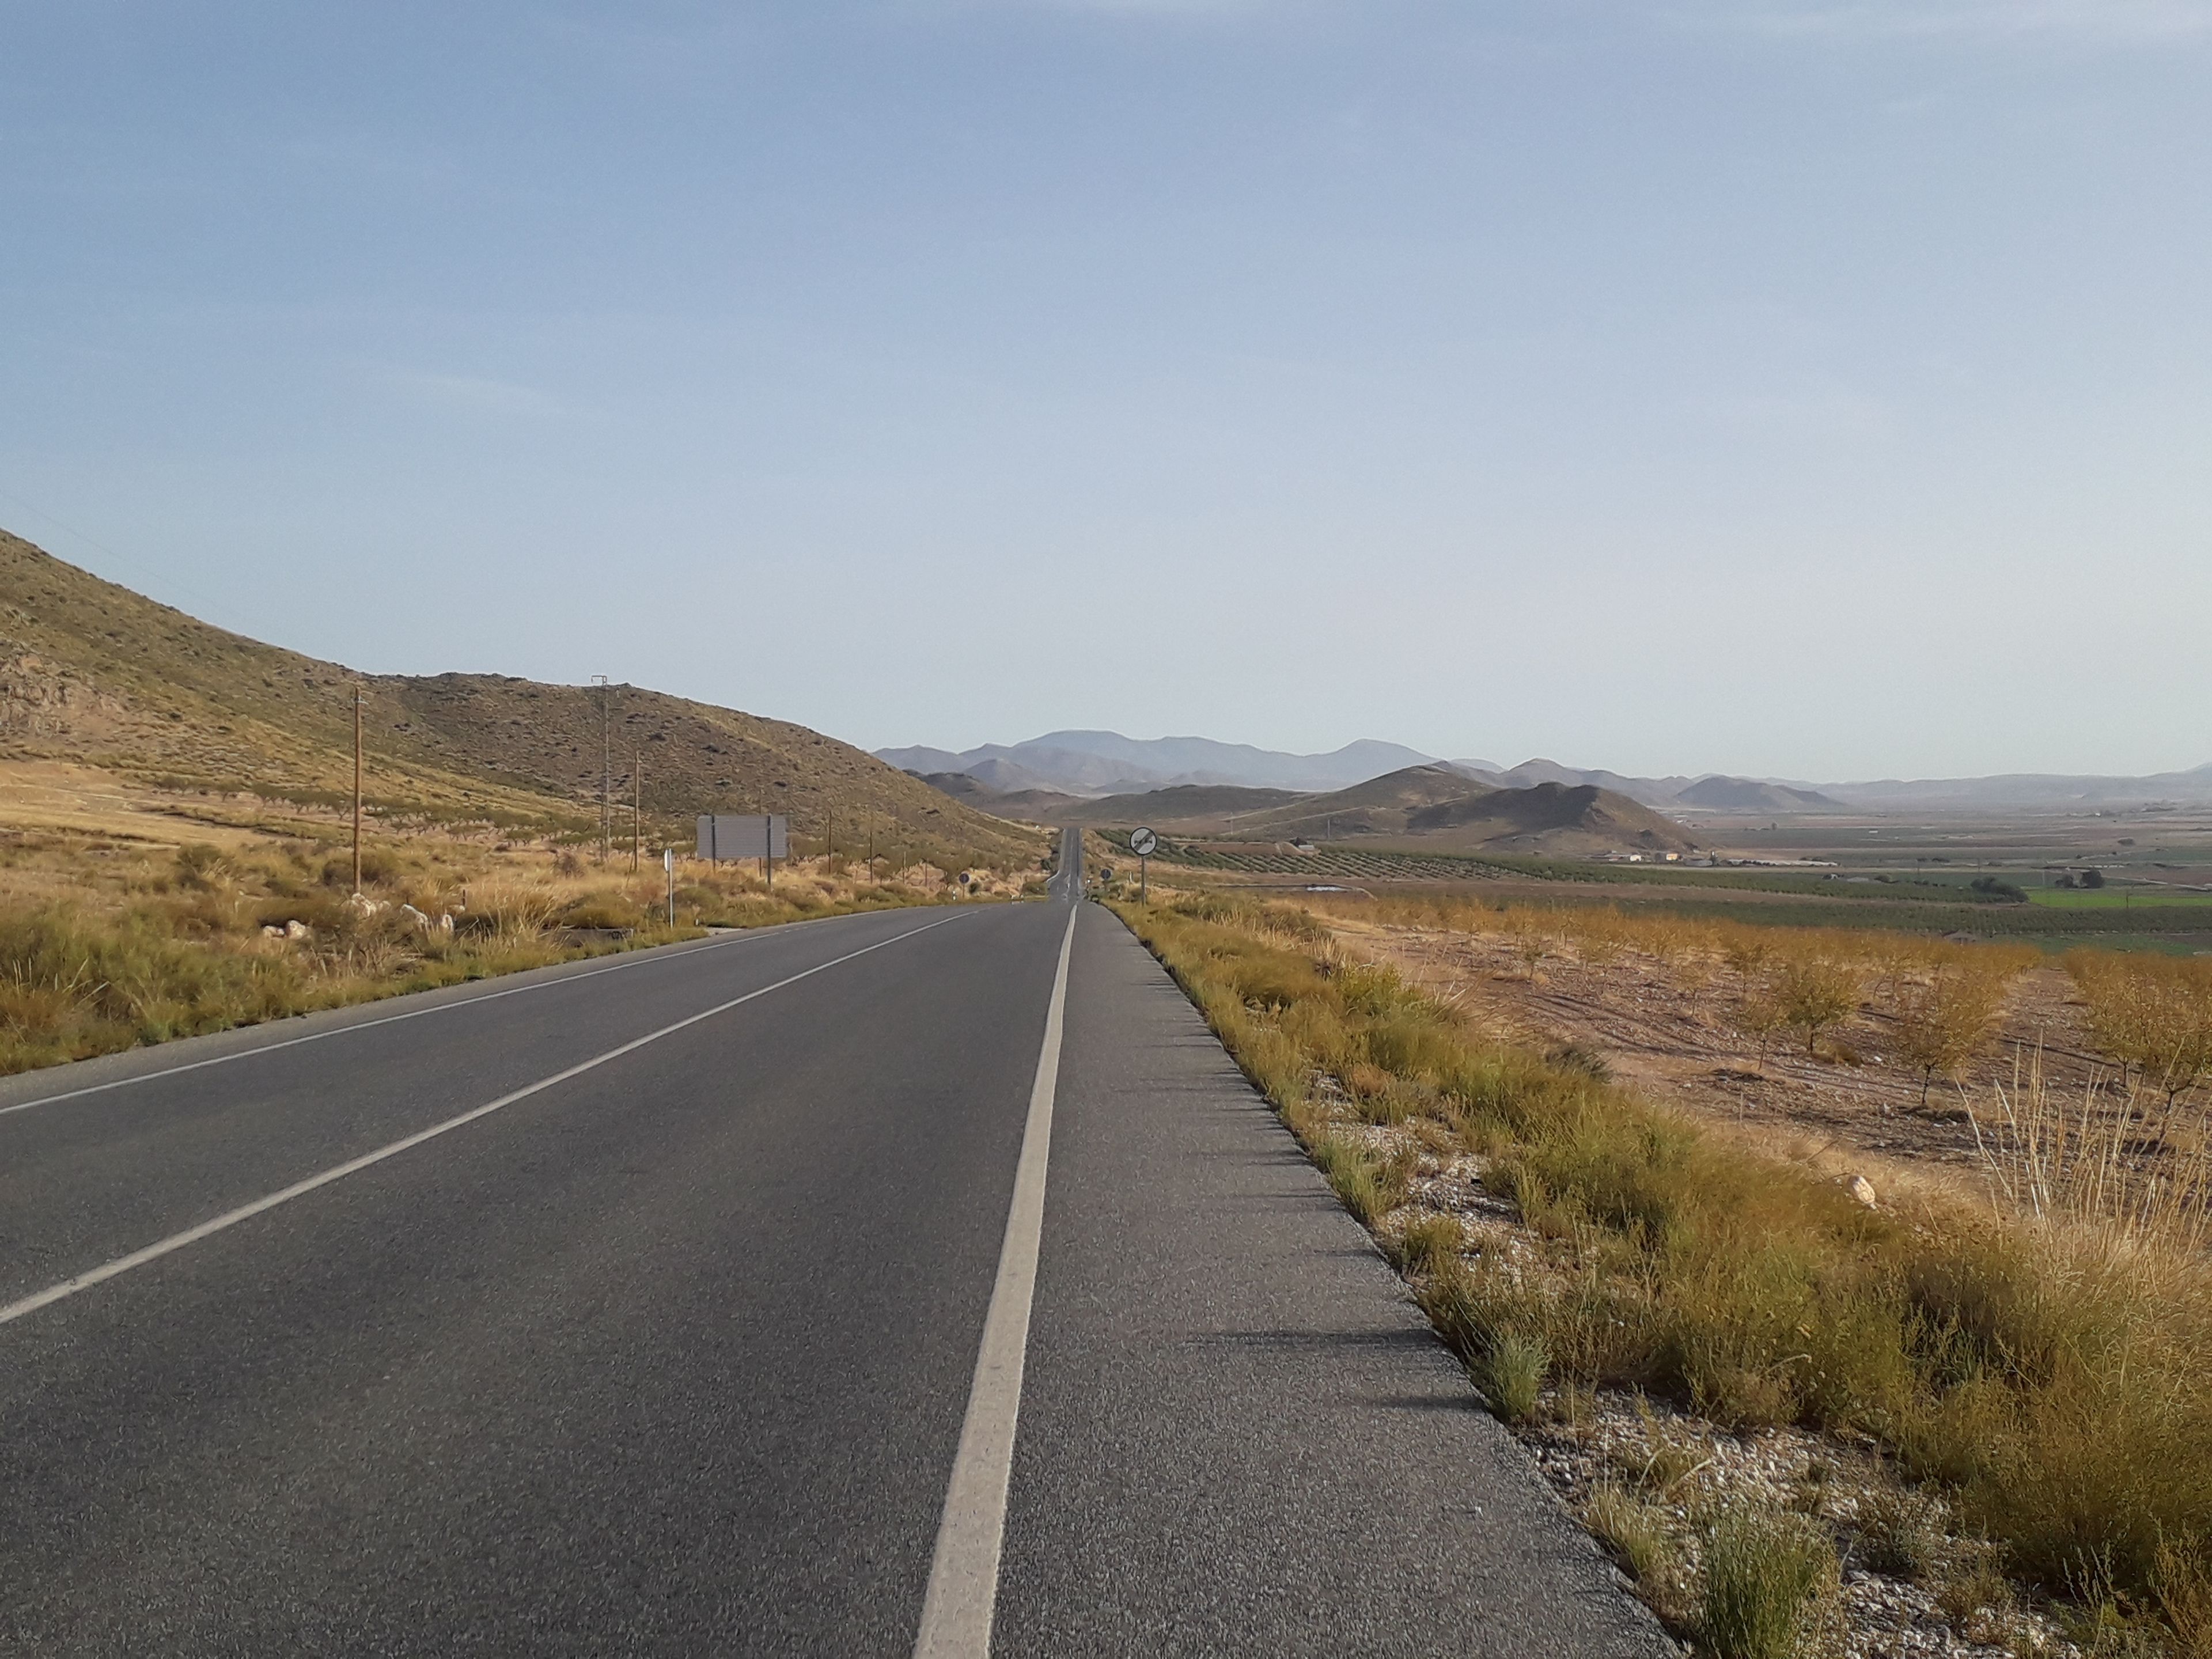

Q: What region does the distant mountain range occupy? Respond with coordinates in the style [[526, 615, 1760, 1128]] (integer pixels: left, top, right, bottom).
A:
[[874, 732, 1437, 797], [881, 732, 2212, 815], [1821, 765, 2212, 811]]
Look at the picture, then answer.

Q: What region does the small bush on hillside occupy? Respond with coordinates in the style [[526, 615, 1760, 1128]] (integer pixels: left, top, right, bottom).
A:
[[1852, 1488, 1949, 1583], [558, 889, 645, 930]]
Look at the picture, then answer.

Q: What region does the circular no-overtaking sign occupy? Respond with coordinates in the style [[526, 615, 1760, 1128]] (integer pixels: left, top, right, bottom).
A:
[[1128, 827, 1158, 857]]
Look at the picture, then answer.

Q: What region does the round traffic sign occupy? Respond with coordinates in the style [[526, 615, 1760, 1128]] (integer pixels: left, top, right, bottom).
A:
[[1128, 827, 1158, 857]]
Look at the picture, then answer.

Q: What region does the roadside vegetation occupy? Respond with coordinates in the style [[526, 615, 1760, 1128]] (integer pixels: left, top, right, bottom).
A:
[[1111, 887, 2212, 1656], [0, 830, 1043, 1077]]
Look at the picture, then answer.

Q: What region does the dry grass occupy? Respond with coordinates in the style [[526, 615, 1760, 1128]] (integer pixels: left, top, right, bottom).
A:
[[0, 828, 1030, 1077], [1588, 1482, 1683, 1601], [1112, 889, 2212, 1647], [1972, 1054, 2212, 1249], [1701, 1508, 1839, 1659]]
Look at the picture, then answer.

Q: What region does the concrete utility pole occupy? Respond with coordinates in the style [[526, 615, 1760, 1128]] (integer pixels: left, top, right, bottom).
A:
[[592, 675, 611, 863], [632, 751, 642, 873], [352, 684, 363, 894]]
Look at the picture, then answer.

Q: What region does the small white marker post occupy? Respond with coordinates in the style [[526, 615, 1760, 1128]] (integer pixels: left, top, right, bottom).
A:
[[1129, 826, 1157, 905], [664, 847, 675, 927]]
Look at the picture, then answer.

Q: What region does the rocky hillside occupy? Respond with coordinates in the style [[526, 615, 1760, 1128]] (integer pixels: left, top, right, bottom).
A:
[[0, 529, 1040, 864]]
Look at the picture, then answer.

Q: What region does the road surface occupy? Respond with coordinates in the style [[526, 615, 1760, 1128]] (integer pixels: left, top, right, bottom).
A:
[[0, 831, 1671, 1656]]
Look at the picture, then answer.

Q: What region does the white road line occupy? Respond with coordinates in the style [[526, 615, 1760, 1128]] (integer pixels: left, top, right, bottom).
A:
[[0, 907, 914, 1120], [0, 915, 959, 1330], [913, 897, 1080, 1659]]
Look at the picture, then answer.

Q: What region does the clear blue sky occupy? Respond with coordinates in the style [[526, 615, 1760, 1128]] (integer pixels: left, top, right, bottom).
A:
[[3, 1, 2206, 782]]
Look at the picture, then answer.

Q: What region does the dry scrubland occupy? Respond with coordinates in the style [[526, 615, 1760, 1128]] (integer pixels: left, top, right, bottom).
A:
[[1113, 889, 2212, 1658], [1316, 897, 2212, 1191], [1, 532, 1055, 1075], [0, 825, 1041, 1077]]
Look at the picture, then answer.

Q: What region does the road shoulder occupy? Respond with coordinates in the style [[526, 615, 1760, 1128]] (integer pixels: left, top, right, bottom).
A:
[[994, 902, 1675, 1656]]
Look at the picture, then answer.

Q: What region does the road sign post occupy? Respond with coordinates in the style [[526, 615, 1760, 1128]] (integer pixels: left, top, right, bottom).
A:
[[1129, 827, 1158, 904]]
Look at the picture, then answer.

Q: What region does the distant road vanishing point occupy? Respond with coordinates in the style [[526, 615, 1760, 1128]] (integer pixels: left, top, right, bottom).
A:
[[0, 831, 1668, 1656]]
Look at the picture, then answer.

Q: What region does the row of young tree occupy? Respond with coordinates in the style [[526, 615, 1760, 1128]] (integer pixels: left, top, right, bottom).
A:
[[1351, 893, 2212, 1108], [1729, 946, 2212, 1107], [1729, 948, 2212, 1105], [2067, 952, 2212, 1103], [1726, 954, 2014, 1104]]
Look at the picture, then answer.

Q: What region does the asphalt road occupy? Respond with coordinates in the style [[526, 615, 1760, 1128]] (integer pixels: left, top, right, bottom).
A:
[[0, 831, 1671, 1656]]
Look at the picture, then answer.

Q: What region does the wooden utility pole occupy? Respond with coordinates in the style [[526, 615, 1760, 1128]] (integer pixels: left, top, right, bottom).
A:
[[593, 676, 611, 863], [632, 751, 641, 872], [352, 685, 363, 893]]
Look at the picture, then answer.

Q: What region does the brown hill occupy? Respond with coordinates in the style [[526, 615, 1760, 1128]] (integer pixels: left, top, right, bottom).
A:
[[1226, 764, 1498, 839], [1671, 775, 1844, 813], [0, 529, 1039, 864], [1200, 765, 1694, 855], [1391, 781, 1696, 855]]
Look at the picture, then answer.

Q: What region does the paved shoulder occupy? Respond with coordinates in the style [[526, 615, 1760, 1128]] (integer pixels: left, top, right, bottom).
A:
[[994, 903, 1675, 1657]]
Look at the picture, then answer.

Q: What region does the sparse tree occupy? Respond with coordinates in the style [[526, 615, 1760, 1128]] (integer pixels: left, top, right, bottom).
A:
[[2132, 963, 2212, 1106], [1732, 982, 1790, 1071], [1891, 968, 2008, 1108], [2073, 952, 2158, 1093], [1773, 957, 1862, 1059], [1509, 915, 1552, 980], [1722, 931, 1775, 981]]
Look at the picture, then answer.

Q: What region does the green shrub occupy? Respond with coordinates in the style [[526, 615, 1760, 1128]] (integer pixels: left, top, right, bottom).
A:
[[1312, 1136, 1408, 1227], [1396, 1213, 1463, 1276], [1702, 1509, 1836, 1659], [1588, 1483, 1680, 1603], [1852, 1488, 1948, 1582], [1476, 1330, 1548, 1425], [560, 891, 645, 930]]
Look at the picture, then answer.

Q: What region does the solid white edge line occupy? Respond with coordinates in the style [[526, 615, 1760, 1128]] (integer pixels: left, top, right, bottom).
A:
[[912, 895, 1080, 1659], [0, 905, 935, 1120], [0, 915, 960, 1330]]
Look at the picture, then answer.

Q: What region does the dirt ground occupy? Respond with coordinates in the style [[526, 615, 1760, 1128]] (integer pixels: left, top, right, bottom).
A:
[[1327, 915, 2182, 1198]]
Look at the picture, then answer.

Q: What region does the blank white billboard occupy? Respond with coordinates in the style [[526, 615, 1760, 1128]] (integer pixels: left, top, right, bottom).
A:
[[696, 814, 790, 861]]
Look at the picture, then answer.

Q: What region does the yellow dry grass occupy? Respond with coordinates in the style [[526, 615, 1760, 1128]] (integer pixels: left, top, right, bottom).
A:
[[0, 790, 1038, 1077]]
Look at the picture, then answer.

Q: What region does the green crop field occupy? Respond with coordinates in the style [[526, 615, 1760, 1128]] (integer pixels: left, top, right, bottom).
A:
[[2025, 888, 2212, 908]]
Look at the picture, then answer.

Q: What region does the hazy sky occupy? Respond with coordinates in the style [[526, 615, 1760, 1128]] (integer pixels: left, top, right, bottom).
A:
[[3, 1, 2207, 782]]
